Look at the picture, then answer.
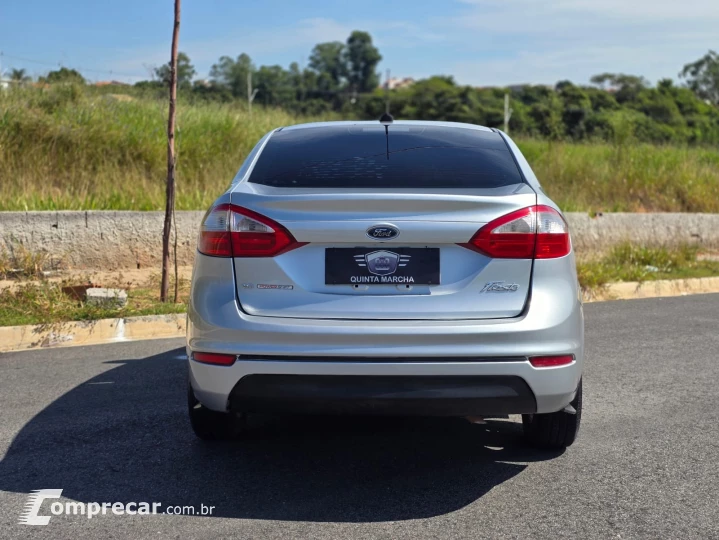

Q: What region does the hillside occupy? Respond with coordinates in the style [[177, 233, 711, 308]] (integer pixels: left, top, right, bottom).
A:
[[1, 87, 717, 212]]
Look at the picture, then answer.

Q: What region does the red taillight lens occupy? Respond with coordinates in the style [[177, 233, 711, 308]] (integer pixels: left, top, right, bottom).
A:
[[460, 205, 570, 259], [197, 204, 305, 258], [198, 204, 233, 257], [229, 205, 305, 257], [462, 207, 537, 258], [529, 355, 574, 368], [193, 352, 237, 366]]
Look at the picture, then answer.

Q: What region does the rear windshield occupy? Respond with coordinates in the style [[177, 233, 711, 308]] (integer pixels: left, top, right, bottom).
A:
[[248, 124, 524, 189]]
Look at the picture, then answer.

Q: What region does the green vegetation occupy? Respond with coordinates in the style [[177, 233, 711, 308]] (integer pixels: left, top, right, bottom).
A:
[[0, 283, 186, 327], [0, 87, 337, 210], [1, 86, 718, 212], [0, 243, 50, 279], [1, 243, 717, 326], [2, 33, 718, 211], [517, 139, 719, 213], [577, 244, 719, 290], [360, 75, 719, 146], [19, 32, 719, 144], [137, 37, 719, 146]]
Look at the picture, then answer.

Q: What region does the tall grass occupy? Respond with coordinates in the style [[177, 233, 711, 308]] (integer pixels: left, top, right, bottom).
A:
[[520, 139, 719, 213], [0, 86, 336, 210], [1, 86, 718, 211]]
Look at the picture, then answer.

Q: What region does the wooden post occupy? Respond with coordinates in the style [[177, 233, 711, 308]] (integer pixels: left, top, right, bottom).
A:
[[161, 0, 181, 302], [503, 93, 513, 133], [247, 71, 252, 115]]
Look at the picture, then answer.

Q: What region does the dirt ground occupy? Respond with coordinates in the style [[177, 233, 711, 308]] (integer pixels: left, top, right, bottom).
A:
[[0, 266, 194, 293]]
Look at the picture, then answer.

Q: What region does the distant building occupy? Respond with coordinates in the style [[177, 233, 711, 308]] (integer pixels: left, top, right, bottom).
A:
[[94, 80, 130, 87], [476, 83, 554, 92], [382, 77, 415, 90]]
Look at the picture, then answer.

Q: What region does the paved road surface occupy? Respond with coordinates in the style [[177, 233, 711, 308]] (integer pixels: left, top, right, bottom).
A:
[[1, 295, 718, 539]]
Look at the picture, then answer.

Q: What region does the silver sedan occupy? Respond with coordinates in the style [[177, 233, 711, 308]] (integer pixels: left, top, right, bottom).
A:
[[186, 119, 584, 449]]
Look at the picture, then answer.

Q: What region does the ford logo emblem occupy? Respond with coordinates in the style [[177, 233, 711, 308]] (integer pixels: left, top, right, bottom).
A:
[[366, 225, 400, 241]]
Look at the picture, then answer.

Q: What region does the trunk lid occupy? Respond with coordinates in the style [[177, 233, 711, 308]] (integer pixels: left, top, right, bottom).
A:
[[231, 183, 537, 320]]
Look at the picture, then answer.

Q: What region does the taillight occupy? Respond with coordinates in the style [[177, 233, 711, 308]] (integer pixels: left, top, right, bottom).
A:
[[529, 355, 574, 368], [460, 205, 570, 259], [198, 204, 232, 256], [197, 203, 305, 258], [534, 206, 571, 259]]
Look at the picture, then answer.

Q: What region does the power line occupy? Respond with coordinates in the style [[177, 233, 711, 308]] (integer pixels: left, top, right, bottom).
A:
[[0, 51, 147, 79]]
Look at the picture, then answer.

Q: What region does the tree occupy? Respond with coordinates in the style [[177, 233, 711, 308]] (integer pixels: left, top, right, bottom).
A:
[[134, 79, 164, 91], [529, 92, 565, 140], [308, 41, 345, 91], [9, 68, 31, 83], [589, 73, 648, 103], [254, 65, 294, 106], [209, 53, 255, 97], [557, 82, 592, 138], [42, 67, 85, 85], [161, 0, 181, 303], [344, 31, 382, 93], [155, 52, 195, 88], [190, 80, 233, 102], [680, 50, 719, 106], [585, 87, 619, 111]]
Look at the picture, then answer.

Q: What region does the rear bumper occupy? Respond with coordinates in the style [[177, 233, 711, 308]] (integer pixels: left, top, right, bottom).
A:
[[187, 254, 584, 415], [228, 374, 537, 416], [189, 357, 580, 415]]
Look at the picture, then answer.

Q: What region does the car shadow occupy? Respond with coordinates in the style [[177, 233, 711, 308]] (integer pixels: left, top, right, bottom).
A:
[[0, 347, 562, 522]]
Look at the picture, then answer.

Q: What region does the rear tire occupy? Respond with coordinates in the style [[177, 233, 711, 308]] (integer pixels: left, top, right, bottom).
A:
[[522, 379, 582, 449], [188, 383, 246, 441]]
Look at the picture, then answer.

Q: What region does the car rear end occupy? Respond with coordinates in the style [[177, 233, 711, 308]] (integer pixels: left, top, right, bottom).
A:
[[187, 121, 583, 437]]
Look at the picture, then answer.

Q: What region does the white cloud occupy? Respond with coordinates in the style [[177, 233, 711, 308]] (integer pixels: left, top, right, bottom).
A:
[[107, 17, 449, 82], [105, 3, 718, 87], [105, 18, 353, 81], [457, 0, 719, 21], [443, 0, 719, 85], [452, 42, 709, 87]]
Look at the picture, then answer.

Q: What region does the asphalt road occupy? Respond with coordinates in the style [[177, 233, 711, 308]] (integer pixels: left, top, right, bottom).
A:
[[1, 294, 718, 539]]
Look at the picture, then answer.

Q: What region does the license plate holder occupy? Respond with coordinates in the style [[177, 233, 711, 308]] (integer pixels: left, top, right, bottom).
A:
[[325, 247, 440, 285]]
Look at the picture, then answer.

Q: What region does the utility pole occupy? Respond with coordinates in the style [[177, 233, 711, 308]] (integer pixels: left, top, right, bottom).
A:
[[299, 57, 306, 104], [160, 0, 181, 303], [247, 71, 258, 114], [385, 68, 391, 114], [503, 92, 513, 133]]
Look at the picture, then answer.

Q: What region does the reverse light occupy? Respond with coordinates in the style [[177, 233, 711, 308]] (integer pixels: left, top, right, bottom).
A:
[[460, 205, 570, 259], [197, 203, 305, 258], [529, 355, 575, 368], [193, 352, 237, 366]]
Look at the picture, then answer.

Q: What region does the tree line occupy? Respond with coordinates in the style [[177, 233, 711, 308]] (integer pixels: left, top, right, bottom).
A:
[[139, 29, 384, 114], [11, 33, 719, 145]]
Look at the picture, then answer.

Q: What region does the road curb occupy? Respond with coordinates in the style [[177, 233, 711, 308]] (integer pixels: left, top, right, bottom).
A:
[[1, 277, 719, 354], [583, 275, 719, 302], [0, 314, 185, 353]]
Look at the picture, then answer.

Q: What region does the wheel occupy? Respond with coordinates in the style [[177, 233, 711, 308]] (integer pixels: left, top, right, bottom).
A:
[[187, 383, 246, 441], [522, 379, 582, 449]]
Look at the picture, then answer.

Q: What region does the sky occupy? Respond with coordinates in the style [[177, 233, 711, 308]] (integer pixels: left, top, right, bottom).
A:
[[1, 0, 717, 87]]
